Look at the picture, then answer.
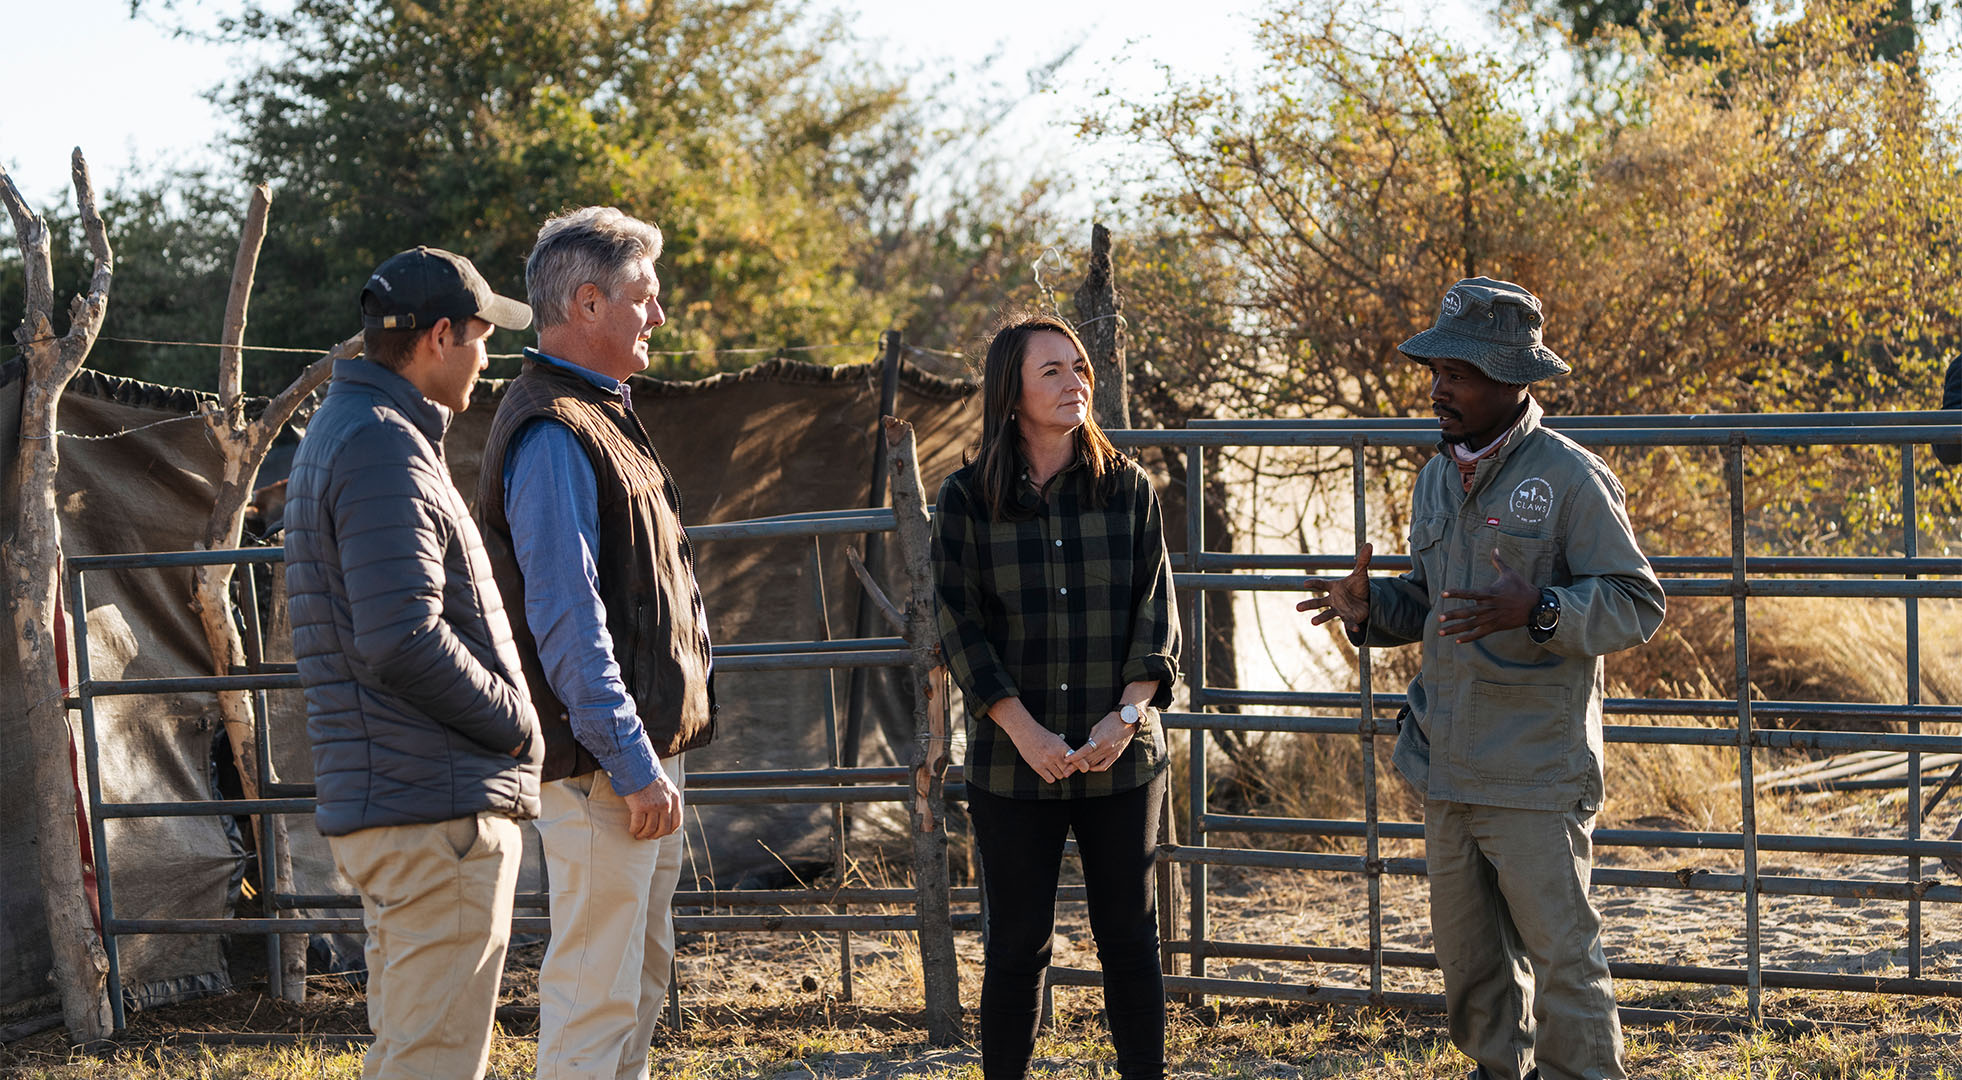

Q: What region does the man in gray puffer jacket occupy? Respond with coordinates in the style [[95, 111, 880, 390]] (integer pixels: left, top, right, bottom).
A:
[[286, 246, 543, 1080]]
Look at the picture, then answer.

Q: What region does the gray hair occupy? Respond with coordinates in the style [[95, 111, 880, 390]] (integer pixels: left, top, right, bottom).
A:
[[524, 206, 665, 329]]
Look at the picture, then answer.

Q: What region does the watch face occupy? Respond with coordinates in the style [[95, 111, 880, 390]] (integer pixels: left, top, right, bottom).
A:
[[1533, 597, 1558, 630]]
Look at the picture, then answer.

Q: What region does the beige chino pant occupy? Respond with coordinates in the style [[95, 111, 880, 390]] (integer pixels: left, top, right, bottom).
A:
[[1425, 799, 1625, 1080], [534, 755, 687, 1080], [328, 812, 524, 1080]]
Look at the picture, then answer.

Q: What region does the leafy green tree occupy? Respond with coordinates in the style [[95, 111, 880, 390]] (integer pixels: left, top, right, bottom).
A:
[[1, 173, 242, 392]]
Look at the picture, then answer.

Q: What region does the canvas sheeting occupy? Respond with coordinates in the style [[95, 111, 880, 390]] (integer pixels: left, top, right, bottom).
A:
[[0, 352, 982, 1012]]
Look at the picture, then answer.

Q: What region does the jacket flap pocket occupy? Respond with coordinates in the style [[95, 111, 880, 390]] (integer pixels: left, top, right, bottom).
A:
[[1409, 514, 1450, 552], [1464, 679, 1576, 785]]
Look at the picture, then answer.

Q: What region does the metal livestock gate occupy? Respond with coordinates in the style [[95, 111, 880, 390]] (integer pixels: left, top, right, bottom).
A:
[[1050, 410, 1962, 1031], [65, 410, 1962, 1035]]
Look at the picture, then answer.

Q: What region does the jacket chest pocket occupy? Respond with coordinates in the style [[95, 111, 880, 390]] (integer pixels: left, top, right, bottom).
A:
[[1409, 515, 1450, 592], [1477, 526, 1555, 589]]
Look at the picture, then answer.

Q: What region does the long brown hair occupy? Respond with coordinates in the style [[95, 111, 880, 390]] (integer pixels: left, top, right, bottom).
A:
[[973, 314, 1124, 521]]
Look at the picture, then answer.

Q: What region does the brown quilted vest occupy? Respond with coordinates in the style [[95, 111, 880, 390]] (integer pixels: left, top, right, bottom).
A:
[[478, 358, 716, 782]]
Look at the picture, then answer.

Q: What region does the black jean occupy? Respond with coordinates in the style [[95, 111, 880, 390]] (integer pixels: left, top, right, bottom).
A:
[[966, 771, 1167, 1080]]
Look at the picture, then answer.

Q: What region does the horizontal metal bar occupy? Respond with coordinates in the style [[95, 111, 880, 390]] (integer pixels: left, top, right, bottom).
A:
[[1192, 689, 1409, 711], [1168, 844, 1962, 900], [69, 548, 287, 571], [1663, 578, 1962, 599], [87, 673, 302, 696], [1164, 712, 1399, 736], [687, 767, 917, 787], [710, 649, 912, 672], [98, 798, 316, 819], [1593, 868, 1962, 902], [1166, 940, 1962, 998], [1195, 690, 1962, 724], [1176, 410, 1962, 431], [713, 637, 906, 657], [110, 913, 930, 935], [1608, 726, 1962, 753], [1158, 844, 1427, 875], [679, 914, 922, 932], [1045, 965, 1438, 1009], [1177, 573, 1962, 599], [1609, 698, 1962, 722], [1198, 814, 1962, 858], [686, 510, 895, 542], [1180, 551, 1962, 577], [684, 785, 916, 805], [278, 885, 1014, 911], [1108, 424, 1962, 449], [1200, 814, 1426, 840]]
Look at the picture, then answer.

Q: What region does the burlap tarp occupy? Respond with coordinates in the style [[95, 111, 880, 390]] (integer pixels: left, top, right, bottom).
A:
[[0, 353, 981, 1010]]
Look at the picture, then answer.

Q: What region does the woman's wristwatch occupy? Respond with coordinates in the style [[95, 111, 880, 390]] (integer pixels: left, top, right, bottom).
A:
[[1120, 703, 1151, 726]]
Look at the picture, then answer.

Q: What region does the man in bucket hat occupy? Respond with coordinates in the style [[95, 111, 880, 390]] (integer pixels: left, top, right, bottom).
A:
[[1299, 277, 1665, 1080]]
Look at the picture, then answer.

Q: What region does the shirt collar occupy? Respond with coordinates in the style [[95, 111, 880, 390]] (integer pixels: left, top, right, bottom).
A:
[[526, 347, 631, 409], [1013, 452, 1087, 513], [331, 355, 449, 442]]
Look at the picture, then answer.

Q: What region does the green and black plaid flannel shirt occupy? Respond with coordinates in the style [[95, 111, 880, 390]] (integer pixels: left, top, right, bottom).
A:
[[931, 454, 1181, 800]]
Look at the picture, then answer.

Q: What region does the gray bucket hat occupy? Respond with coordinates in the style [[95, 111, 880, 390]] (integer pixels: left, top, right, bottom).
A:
[[1397, 276, 1570, 383]]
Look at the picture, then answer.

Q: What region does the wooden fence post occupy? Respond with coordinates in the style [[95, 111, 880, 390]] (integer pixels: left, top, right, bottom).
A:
[[2, 151, 115, 1044], [1073, 223, 1128, 431], [883, 415, 962, 1044]]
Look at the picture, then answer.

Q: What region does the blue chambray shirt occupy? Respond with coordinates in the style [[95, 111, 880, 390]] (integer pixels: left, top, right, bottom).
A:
[[500, 347, 663, 795]]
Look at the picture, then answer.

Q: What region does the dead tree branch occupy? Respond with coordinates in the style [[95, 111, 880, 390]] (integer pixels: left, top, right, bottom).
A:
[[2, 150, 116, 1044]]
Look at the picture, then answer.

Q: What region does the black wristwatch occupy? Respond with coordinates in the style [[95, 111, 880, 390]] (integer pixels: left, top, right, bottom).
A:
[[1530, 588, 1560, 634]]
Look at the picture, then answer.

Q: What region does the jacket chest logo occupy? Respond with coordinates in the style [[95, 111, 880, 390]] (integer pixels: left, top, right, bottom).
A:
[[1509, 477, 1554, 524]]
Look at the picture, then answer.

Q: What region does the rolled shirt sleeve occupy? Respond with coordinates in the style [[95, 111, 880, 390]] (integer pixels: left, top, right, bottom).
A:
[[504, 418, 663, 795], [1120, 474, 1180, 707]]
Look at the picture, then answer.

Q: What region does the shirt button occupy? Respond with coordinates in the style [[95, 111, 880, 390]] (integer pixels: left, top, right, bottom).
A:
[[1054, 539, 1062, 547], [1061, 683, 1069, 691], [1059, 587, 1068, 595]]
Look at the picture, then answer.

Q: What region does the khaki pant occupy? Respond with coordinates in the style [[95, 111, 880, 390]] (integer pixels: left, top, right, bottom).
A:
[[1425, 799, 1625, 1080], [329, 813, 523, 1080], [534, 755, 687, 1080]]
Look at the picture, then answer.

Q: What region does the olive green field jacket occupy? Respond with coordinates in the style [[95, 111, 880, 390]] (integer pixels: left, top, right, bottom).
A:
[[1357, 398, 1665, 812]]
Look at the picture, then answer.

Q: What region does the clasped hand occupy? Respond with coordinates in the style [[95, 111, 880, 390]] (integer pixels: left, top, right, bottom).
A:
[[1009, 709, 1137, 784]]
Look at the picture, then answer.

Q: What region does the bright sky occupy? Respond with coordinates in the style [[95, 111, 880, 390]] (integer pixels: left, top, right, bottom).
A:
[[0, 0, 1499, 210]]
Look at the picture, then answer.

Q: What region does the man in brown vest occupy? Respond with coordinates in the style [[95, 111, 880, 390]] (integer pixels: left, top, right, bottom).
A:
[[478, 207, 715, 1080]]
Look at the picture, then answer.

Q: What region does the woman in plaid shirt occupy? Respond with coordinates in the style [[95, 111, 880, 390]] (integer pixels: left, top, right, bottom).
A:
[[932, 314, 1182, 1080]]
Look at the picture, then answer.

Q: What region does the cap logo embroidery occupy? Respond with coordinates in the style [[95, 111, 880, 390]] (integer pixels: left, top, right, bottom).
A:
[[371, 274, 392, 292], [1510, 477, 1553, 524], [1440, 290, 1465, 318]]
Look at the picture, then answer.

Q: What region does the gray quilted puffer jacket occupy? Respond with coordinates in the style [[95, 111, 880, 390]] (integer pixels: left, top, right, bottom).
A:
[[285, 356, 542, 836]]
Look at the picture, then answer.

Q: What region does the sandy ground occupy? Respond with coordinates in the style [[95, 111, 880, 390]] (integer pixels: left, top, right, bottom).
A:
[[6, 791, 1962, 1077]]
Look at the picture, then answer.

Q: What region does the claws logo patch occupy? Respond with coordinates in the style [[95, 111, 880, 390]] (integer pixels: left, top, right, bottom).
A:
[[1509, 478, 1553, 524], [1441, 290, 1465, 318]]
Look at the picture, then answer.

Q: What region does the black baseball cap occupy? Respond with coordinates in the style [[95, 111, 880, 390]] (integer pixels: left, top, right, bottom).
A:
[[359, 247, 533, 332]]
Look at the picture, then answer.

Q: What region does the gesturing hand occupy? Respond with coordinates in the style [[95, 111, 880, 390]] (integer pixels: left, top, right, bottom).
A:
[[1438, 548, 1539, 643], [623, 771, 683, 840], [1298, 542, 1373, 631]]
